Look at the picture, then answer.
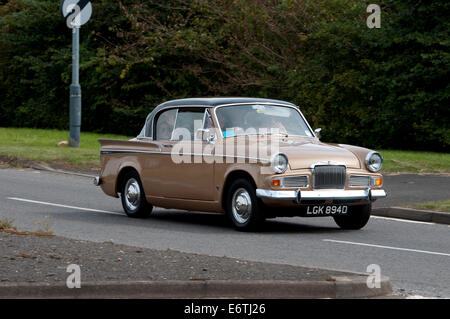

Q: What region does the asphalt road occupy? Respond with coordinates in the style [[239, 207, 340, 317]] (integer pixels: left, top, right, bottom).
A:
[[1, 168, 449, 297], [373, 173, 450, 208]]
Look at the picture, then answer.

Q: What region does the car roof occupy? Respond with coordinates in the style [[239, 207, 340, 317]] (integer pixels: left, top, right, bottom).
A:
[[139, 97, 298, 138], [156, 97, 296, 109]]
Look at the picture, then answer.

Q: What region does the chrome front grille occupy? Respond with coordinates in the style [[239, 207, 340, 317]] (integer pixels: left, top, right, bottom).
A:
[[281, 175, 309, 188], [349, 175, 370, 187], [313, 165, 346, 189]]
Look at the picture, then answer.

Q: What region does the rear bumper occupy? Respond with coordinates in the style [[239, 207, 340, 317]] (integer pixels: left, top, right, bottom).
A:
[[256, 188, 386, 203]]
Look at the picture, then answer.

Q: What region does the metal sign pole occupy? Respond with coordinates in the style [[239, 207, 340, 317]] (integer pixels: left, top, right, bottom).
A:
[[61, 0, 92, 148], [69, 26, 81, 148]]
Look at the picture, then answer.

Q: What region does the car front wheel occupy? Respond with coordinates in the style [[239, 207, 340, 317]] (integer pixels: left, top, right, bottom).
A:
[[333, 204, 371, 230], [120, 171, 153, 218], [226, 179, 265, 231]]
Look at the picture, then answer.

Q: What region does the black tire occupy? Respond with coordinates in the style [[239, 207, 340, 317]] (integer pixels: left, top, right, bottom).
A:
[[333, 204, 371, 230], [226, 178, 265, 231], [120, 170, 153, 218]]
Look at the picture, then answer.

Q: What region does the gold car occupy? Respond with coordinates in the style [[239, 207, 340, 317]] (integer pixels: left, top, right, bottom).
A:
[[95, 98, 386, 231]]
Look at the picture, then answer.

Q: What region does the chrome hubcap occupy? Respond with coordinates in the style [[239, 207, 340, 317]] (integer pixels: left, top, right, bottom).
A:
[[124, 178, 140, 210], [232, 188, 252, 224]]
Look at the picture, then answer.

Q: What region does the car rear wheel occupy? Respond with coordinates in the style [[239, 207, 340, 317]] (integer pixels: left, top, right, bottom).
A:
[[333, 204, 371, 230], [226, 178, 265, 231], [120, 171, 153, 218]]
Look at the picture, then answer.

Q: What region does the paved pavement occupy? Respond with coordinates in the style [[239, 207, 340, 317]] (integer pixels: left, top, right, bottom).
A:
[[0, 231, 353, 283], [1, 232, 393, 298], [0, 168, 449, 297]]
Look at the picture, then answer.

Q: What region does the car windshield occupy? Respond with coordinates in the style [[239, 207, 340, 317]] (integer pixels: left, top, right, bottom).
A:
[[215, 104, 314, 138]]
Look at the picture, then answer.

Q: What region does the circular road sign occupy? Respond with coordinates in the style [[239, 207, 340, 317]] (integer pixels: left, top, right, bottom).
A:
[[60, 0, 92, 28]]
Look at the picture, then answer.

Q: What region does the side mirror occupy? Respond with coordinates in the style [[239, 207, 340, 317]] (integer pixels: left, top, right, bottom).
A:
[[196, 129, 216, 143], [314, 128, 322, 139]]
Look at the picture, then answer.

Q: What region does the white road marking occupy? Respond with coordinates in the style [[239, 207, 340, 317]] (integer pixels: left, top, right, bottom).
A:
[[371, 215, 436, 226], [323, 239, 450, 257], [7, 197, 123, 216]]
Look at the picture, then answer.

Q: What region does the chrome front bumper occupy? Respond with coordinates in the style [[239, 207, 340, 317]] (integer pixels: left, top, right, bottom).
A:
[[256, 188, 386, 203]]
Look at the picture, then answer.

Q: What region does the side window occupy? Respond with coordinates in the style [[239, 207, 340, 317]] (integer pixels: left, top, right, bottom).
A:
[[172, 108, 205, 140], [143, 114, 152, 137], [155, 109, 177, 140]]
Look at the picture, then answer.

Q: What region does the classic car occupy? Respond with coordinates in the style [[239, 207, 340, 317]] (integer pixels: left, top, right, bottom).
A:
[[95, 97, 386, 231]]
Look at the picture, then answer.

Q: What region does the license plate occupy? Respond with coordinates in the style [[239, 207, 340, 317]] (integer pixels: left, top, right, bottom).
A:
[[305, 205, 348, 216]]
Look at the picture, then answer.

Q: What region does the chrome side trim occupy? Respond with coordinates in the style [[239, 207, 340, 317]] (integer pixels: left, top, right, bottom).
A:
[[100, 149, 270, 163], [100, 150, 166, 156]]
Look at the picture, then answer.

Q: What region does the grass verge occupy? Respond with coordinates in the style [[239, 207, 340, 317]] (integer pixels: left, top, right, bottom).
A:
[[0, 127, 131, 169], [408, 200, 450, 213], [379, 150, 450, 174], [0, 216, 54, 237]]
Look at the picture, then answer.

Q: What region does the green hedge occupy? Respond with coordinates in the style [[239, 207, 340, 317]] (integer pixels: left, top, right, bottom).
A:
[[0, 0, 448, 151]]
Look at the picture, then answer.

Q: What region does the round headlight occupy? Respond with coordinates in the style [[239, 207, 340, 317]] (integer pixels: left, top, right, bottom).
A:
[[365, 152, 383, 172], [270, 153, 288, 174]]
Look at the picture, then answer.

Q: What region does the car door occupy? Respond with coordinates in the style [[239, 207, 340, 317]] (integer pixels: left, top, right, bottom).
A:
[[144, 107, 216, 201]]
